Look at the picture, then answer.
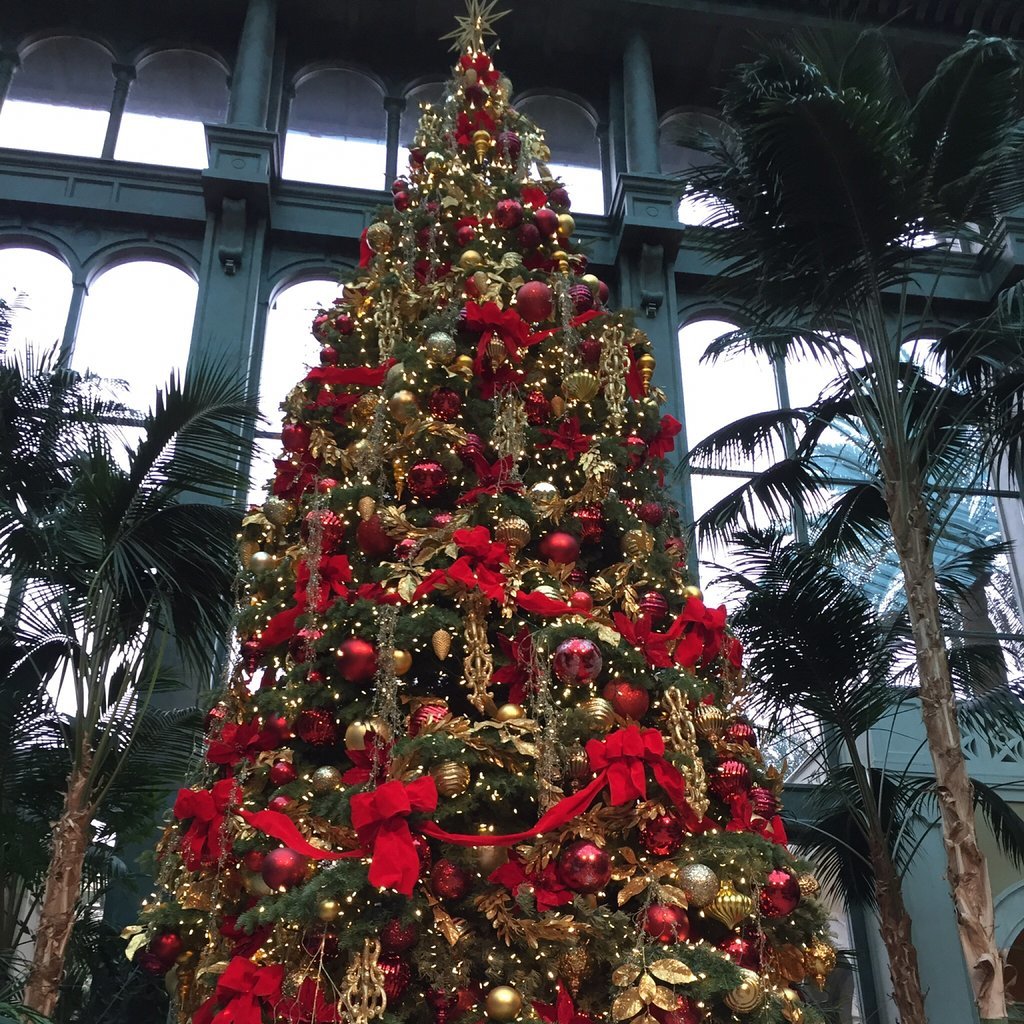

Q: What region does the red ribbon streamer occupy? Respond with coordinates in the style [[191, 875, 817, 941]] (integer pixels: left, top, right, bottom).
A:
[[193, 956, 284, 1024]]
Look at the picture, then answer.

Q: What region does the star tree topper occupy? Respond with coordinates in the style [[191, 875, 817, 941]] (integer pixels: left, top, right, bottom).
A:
[[441, 0, 511, 53]]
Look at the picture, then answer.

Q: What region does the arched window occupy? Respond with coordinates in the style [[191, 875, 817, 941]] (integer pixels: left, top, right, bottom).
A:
[[284, 70, 386, 190], [72, 260, 197, 405], [399, 82, 446, 175], [659, 112, 726, 226], [0, 37, 113, 157], [250, 278, 338, 502], [0, 246, 74, 364], [114, 50, 228, 168], [516, 95, 603, 215]]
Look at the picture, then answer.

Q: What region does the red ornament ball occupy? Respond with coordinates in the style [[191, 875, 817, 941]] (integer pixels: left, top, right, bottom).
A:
[[750, 786, 777, 818], [305, 508, 345, 551], [334, 313, 355, 335], [431, 858, 470, 900], [294, 709, 338, 746], [456, 224, 476, 247], [409, 701, 448, 736], [538, 531, 580, 564], [302, 929, 340, 959], [639, 591, 669, 623], [576, 504, 605, 543], [261, 848, 309, 891], [515, 281, 554, 322], [393, 191, 412, 211], [652, 998, 702, 1024], [494, 198, 524, 229], [644, 903, 689, 943], [242, 850, 265, 872], [457, 432, 485, 464], [602, 679, 650, 720], [533, 208, 559, 236], [579, 337, 603, 364], [637, 500, 665, 526], [337, 637, 377, 683], [760, 869, 801, 918], [431, 511, 454, 529], [429, 388, 462, 422], [598, 281, 610, 303], [552, 637, 603, 685], [524, 389, 550, 425], [281, 423, 310, 452], [719, 934, 760, 971], [395, 537, 417, 560], [319, 344, 339, 365], [264, 714, 293, 742], [711, 758, 751, 799], [569, 590, 593, 613], [381, 918, 420, 953], [356, 515, 396, 557], [408, 461, 450, 501], [496, 130, 521, 161], [625, 436, 648, 471], [557, 839, 611, 893], [517, 223, 541, 250], [378, 955, 412, 1002], [548, 186, 571, 210], [269, 794, 292, 812], [725, 720, 757, 746], [149, 932, 183, 965], [391, 177, 409, 196], [569, 284, 594, 313], [641, 813, 685, 857], [269, 760, 297, 786]]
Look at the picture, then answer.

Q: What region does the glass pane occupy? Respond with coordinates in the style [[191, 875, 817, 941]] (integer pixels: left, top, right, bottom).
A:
[[0, 247, 74, 364]]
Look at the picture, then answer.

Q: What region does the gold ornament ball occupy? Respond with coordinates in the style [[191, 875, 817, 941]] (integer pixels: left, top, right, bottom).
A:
[[528, 481, 560, 514], [797, 873, 821, 899], [580, 697, 616, 734], [805, 937, 837, 986], [248, 550, 276, 573], [679, 863, 720, 907], [778, 987, 805, 1023], [263, 497, 297, 526], [707, 879, 754, 929], [388, 389, 419, 424], [365, 221, 394, 253], [425, 330, 457, 364], [242, 870, 272, 897], [495, 516, 531, 552], [682, 585, 703, 600], [311, 765, 343, 795], [495, 703, 525, 723], [344, 719, 374, 751], [485, 985, 523, 1021], [581, 273, 601, 291], [385, 361, 406, 384], [352, 391, 379, 425], [459, 249, 484, 270], [433, 760, 471, 797], [452, 354, 475, 377], [724, 970, 763, 1014], [556, 213, 576, 237], [562, 370, 600, 403], [694, 703, 727, 740], [432, 628, 453, 660], [622, 528, 655, 559], [393, 649, 413, 675], [424, 151, 446, 172], [317, 898, 341, 922]]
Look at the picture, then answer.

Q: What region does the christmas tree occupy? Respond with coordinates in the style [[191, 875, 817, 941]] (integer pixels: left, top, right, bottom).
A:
[[131, 5, 836, 1022]]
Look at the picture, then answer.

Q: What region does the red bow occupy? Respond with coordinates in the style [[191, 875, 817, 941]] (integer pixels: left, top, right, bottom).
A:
[[349, 777, 438, 894], [194, 956, 285, 1024], [490, 853, 573, 911], [173, 779, 241, 870], [613, 612, 679, 668], [467, 302, 534, 375], [534, 983, 595, 1024], [205, 718, 277, 767], [295, 555, 353, 611], [647, 415, 682, 459], [540, 417, 592, 460], [413, 527, 509, 602], [585, 726, 688, 811], [668, 597, 729, 667], [257, 604, 304, 650], [516, 590, 588, 619], [272, 456, 318, 500], [725, 793, 788, 847], [456, 108, 497, 147], [457, 454, 524, 505], [459, 52, 500, 86]]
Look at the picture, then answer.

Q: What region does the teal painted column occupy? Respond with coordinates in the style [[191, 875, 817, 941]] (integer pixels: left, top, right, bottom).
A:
[[227, 0, 278, 129], [0, 50, 19, 113], [608, 71, 628, 184], [384, 95, 406, 188], [596, 122, 612, 215], [622, 32, 660, 174], [101, 63, 136, 160], [58, 279, 87, 368]]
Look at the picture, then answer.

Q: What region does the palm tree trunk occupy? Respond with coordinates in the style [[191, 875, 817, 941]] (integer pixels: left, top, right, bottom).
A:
[[888, 484, 1007, 1024], [22, 757, 93, 1018], [868, 834, 929, 1024]]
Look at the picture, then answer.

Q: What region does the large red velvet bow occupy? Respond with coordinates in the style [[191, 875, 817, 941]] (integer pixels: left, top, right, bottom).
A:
[[193, 956, 284, 1024], [349, 777, 438, 894], [467, 302, 534, 376], [585, 726, 688, 810], [173, 779, 241, 870]]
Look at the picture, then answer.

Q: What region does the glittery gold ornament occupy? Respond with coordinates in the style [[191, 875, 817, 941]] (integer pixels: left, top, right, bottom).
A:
[[772, 944, 808, 983], [433, 760, 471, 797], [487, 336, 508, 366], [495, 703, 525, 722], [679, 863, 719, 907], [452, 354, 475, 377], [432, 628, 452, 660], [388, 390, 419, 423], [779, 986, 805, 1022], [352, 392, 379, 425], [425, 330, 457, 364], [805, 937, 837, 986], [365, 221, 394, 253], [424, 151, 445, 172], [459, 249, 484, 270], [485, 985, 522, 1021], [558, 946, 589, 995], [263, 497, 297, 526], [528, 481, 560, 515], [797, 873, 821, 899], [637, 353, 656, 393], [723, 970, 763, 1014], [622, 528, 655, 559], [393, 649, 413, 675], [311, 765, 343, 794], [472, 129, 492, 162], [580, 697, 615, 733], [317, 894, 342, 922], [694, 703, 727, 740], [562, 370, 600, 402], [357, 495, 377, 520], [495, 517, 530, 553], [682, 584, 703, 600], [556, 213, 575, 237], [707, 879, 754, 929], [248, 550, 277, 572]]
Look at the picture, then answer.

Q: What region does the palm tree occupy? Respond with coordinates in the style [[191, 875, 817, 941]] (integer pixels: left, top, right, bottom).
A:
[[0, 353, 254, 1017], [721, 530, 1024, 1024], [682, 29, 1024, 1023]]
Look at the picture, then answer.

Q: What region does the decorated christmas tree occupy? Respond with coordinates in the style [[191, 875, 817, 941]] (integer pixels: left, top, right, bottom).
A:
[[131, 5, 836, 1022]]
